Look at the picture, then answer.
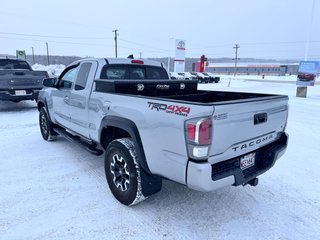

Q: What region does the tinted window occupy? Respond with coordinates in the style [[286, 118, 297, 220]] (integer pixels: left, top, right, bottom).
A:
[[0, 59, 30, 70], [130, 67, 145, 79], [103, 66, 129, 79], [59, 67, 78, 89], [75, 63, 92, 90], [100, 64, 169, 80], [146, 67, 169, 79]]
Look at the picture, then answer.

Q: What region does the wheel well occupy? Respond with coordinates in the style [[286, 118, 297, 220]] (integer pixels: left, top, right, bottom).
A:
[[100, 126, 131, 150], [37, 101, 45, 111]]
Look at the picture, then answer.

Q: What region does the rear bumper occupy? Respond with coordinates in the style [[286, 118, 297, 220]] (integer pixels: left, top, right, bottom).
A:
[[0, 89, 41, 101], [186, 132, 288, 192]]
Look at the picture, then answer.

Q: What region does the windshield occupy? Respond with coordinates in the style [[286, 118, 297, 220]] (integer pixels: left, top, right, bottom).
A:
[[0, 59, 30, 70]]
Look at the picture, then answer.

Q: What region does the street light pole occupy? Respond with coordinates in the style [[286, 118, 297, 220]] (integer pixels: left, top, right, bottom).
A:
[[304, 0, 316, 61], [298, 0, 316, 98]]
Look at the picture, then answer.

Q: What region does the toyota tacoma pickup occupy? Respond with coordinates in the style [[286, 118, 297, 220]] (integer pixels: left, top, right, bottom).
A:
[[37, 58, 289, 206], [0, 58, 48, 102]]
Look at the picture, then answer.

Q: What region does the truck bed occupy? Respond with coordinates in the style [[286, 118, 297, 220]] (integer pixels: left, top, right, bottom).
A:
[[95, 79, 287, 104]]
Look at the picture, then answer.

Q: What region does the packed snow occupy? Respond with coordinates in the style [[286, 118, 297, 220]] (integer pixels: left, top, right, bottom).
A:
[[1, 77, 320, 240], [32, 64, 66, 76]]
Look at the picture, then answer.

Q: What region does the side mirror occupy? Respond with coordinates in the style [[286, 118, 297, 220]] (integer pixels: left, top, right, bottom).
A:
[[43, 78, 58, 87]]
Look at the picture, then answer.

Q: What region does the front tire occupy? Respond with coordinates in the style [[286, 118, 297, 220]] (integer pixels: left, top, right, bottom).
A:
[[39, 107, 57, 141], [105, 138, 146, 206]]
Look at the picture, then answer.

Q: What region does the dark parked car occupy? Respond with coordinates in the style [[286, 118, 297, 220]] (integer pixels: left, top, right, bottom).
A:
[[0, 58, 48, 102], [202, 72, 220, 83]]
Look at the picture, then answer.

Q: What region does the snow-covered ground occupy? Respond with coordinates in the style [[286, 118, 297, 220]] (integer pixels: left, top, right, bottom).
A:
[[1, 78, 320, 240]]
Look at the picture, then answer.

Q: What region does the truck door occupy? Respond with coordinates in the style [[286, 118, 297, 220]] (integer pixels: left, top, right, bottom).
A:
[[51, 65, 79, 129], [68, 61, 98, 138]]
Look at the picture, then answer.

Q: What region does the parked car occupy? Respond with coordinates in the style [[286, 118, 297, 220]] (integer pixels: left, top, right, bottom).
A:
[[178, 72, 198, 80], [170, 72, 184, 80], [0, 58, 48, 102], [203, 72, 220, 83], [191, 72, 210, 83], [38, 57, 289, 206]]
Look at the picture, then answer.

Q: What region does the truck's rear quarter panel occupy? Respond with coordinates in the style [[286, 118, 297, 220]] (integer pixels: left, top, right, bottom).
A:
[[89, 92, 214, 184]]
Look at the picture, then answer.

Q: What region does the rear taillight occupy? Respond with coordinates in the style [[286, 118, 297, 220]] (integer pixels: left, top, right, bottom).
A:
[[186, 118, 212, 145], [186, 117, 212, 159]]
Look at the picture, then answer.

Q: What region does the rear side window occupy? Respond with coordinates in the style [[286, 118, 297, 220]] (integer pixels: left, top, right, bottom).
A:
[[100, 65, 168, 80], [0, 59, 30, 70], [75, 63, 92, 90]]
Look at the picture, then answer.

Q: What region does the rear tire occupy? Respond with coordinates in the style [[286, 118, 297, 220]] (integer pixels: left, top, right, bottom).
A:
[[39, 107, 57, 141], [105, 138, 146, 206]]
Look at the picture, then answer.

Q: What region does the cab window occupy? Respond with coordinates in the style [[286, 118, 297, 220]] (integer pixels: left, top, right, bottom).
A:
[[59, 67, 78, 89]]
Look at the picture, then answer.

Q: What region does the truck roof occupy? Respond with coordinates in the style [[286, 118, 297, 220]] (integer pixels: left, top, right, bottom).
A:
[[0, 57, 28, 62], [72, 58, 164, 68]]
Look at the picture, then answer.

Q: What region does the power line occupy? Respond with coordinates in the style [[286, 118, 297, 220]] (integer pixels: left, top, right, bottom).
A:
[[0, 36, 169, 55], [187, 40, 320, 51], [0, 31, 113, 40], [118, 38, 168, 52], [0, 36, 113, 47]]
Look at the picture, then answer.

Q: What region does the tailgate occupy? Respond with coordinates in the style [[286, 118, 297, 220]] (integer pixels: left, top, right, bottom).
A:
[[208, 96, 288, 164], [0, 70, 46, 89]]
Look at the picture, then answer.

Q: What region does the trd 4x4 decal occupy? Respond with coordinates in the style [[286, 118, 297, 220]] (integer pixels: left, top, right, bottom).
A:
[[148, 102, 191, 117]]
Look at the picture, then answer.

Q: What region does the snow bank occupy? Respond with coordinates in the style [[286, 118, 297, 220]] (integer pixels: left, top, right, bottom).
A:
[[32, 64, 66, 76]]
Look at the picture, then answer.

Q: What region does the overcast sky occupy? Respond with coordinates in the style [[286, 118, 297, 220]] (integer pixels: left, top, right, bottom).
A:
[[1, 0, 319, 60]]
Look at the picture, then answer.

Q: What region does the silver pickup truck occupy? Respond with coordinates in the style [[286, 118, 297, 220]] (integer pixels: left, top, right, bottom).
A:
[[0, 58, 48, 102], [37, 58, 289, 206]]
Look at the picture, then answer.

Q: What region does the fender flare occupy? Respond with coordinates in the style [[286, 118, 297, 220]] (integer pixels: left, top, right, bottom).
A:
[[99, 116, 151, 174], [37, 99, 54, 123]]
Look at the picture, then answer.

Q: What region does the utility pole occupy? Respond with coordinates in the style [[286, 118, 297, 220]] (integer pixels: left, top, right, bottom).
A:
[[233, 44, 240, 76], [112, 29, 119, 58], [167, 38, 174, 73], [31, 47, 35, 64], [228, 44, 240, 87], [46, 42, 50, 65]]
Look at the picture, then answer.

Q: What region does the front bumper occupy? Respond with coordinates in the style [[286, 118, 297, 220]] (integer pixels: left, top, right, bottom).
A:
[[0, 89, 41, 101], [186, 132, 288, 192]]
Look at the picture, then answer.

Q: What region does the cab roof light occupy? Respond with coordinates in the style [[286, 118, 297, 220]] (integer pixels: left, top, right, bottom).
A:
[[131, 60, 144, 64]]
